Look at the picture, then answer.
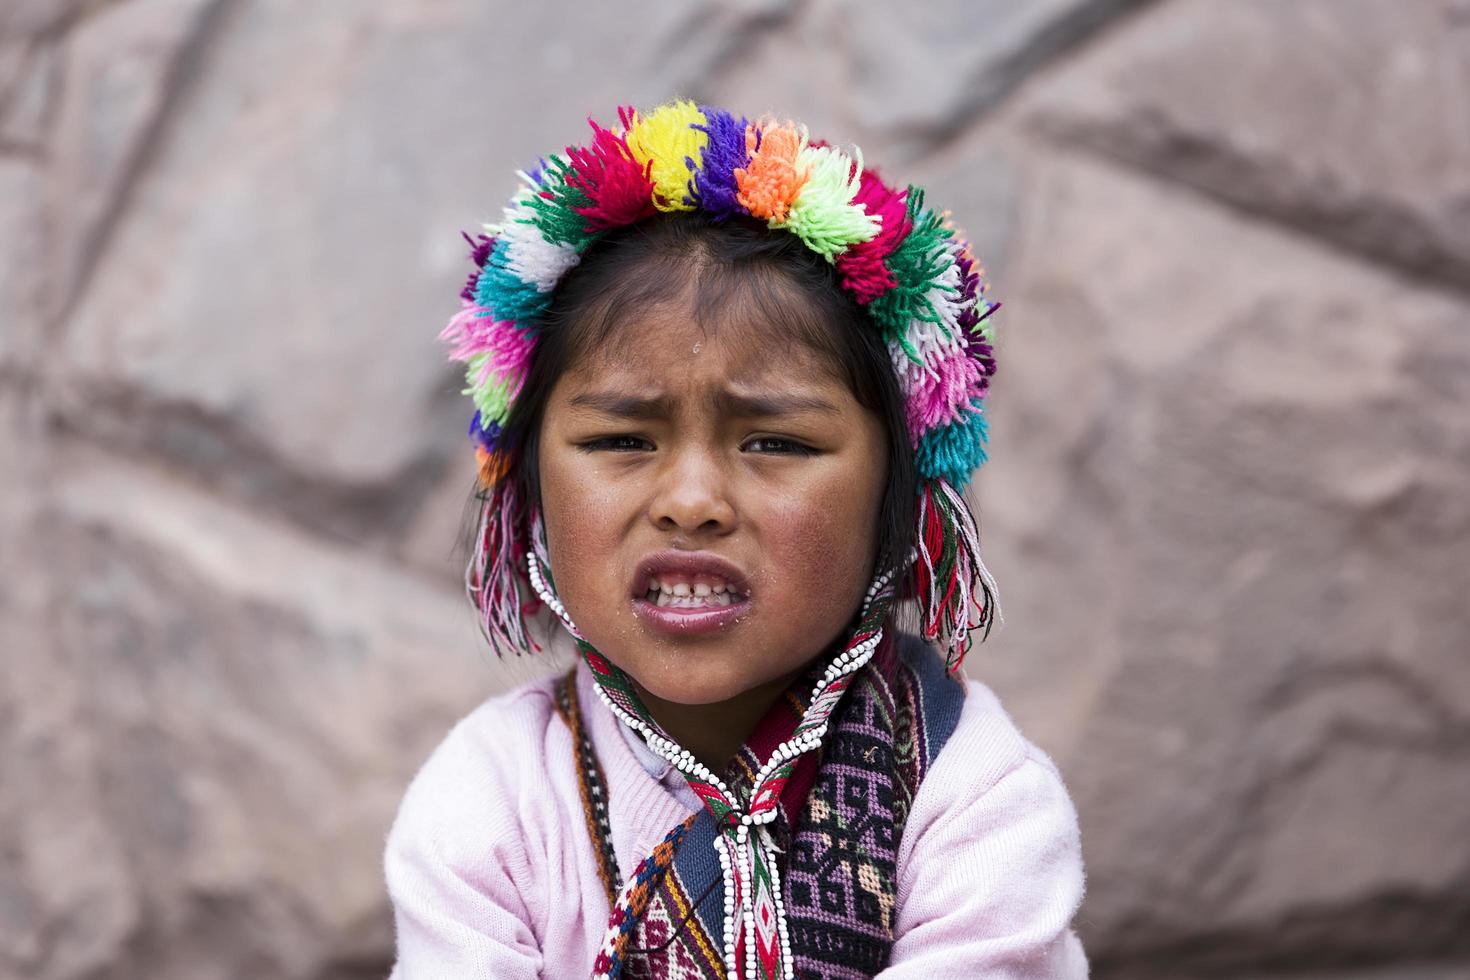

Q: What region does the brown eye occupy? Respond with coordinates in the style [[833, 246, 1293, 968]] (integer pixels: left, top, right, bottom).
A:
[[581, 435, 654, 452], [743, 437, 816, 456]]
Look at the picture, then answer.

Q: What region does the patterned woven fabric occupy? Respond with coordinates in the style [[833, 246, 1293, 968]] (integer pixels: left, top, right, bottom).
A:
[[561, 630, 966, 979]]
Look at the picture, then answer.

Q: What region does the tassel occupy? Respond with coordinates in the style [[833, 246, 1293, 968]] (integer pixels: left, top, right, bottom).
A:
[[466, 476, 542, 657], [912, 478, 1001, 671]]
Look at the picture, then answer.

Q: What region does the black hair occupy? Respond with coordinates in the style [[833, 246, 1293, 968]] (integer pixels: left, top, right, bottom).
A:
[[482, 211, 918, 587]]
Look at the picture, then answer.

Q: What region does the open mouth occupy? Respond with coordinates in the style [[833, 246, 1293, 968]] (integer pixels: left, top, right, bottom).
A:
[[631, 551, 753, 634], [643, 573, 749, 609]]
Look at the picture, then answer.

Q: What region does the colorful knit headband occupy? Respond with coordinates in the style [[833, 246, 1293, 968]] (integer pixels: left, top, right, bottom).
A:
[[441, 100, 1001, 669]]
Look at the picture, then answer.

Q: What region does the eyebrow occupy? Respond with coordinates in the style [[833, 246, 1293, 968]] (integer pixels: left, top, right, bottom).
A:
[[566, 389, 842, 419]]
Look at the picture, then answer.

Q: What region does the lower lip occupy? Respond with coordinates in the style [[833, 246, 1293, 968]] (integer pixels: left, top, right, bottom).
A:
[[631, 595, 751, 636]]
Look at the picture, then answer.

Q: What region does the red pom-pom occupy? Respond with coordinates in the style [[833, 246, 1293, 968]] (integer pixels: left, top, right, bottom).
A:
[[564, 117, 657, 231]]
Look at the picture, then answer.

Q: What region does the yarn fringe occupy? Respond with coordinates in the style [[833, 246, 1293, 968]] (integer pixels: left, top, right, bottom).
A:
[[912, 478, 1001, 671], [466, 477, 542, 657]]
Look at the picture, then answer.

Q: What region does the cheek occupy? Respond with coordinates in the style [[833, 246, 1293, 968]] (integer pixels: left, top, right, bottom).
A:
[[538, 449, 634, 609], [755, 462, 885, 601], [542, 452, 622, 531]]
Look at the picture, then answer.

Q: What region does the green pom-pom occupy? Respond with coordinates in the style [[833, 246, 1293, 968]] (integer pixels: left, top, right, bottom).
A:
[[464, 355, 517, 428], [782, 145, 880, 261], [521, 154, 602, 250], [867, 187, 957, 346]]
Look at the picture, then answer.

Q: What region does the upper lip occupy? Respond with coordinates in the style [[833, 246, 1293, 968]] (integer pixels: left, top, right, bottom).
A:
[[632, 550, 753, 598]]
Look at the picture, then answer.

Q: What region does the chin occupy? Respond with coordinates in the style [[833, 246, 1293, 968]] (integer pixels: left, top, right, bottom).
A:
[[631, 667, 757, 707]]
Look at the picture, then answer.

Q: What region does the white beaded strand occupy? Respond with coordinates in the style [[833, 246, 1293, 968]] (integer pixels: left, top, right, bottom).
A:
[[526, 548, 738, 799], [760, 824, 797, 980]]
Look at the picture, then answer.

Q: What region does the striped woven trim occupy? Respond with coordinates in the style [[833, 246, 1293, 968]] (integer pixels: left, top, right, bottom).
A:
[[596, 814, 700, 978], [552, 668, 623, 907]]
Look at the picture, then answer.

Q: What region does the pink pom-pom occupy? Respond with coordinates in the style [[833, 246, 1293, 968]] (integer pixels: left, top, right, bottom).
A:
[[837, 169, 911, 304], [902, 343, 987, 446], [439, 303, 538, 391]]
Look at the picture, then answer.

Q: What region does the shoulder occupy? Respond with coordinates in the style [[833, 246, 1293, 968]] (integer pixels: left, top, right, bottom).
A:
[[886, 639, 1088, 973], [385, 669, 570, 869], [891, 631, 1062, 794], [931, 678, 1078, 845], [892, 633, 1081, 872], [383, 669, 580, 975]]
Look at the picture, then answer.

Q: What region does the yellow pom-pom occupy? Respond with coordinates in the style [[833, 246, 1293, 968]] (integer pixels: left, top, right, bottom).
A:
[[626, 100, 709, 212]]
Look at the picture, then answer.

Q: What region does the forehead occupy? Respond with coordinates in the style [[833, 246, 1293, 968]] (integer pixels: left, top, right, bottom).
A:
[[559, 293, 851, 399]]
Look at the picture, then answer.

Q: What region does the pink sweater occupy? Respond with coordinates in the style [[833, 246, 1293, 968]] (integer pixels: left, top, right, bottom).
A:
[[384, 649, 1089, 977]]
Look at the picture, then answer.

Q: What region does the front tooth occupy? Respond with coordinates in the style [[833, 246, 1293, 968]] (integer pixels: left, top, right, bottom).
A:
[[713, 583, 727, 594], [693, 583, 711, 597], [672, 582, 691, 596]]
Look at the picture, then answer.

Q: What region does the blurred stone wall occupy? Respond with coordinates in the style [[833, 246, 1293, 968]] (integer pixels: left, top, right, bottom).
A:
[[3, 0, 1467, 977]]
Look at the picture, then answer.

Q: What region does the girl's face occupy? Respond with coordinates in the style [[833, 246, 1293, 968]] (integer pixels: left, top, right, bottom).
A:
[[537, 295, 888, 708]]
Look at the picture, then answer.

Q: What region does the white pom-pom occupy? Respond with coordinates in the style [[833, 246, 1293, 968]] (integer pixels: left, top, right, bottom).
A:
[[499, 214, 580, 292]]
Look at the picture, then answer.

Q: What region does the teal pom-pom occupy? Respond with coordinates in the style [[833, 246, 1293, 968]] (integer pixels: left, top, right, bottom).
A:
[[474, 238, 554, 323], [916, 408, 989, 488]]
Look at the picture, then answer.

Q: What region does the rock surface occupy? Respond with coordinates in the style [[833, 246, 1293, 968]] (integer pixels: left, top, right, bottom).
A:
[[978, 151, 1470, 976], [2, 0, 1466, 977], [3, 442, 563, 978], [1017, 0, 1470, 293]]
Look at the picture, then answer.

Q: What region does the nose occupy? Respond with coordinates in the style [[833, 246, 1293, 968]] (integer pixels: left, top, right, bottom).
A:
[[648, 444, 737, 537]]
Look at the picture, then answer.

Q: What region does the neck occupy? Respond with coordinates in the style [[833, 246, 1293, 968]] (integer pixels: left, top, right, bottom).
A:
[[633, 665, 809, 774]]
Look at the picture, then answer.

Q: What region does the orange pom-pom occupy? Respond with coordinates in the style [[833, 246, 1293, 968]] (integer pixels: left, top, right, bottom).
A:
[[735, 120, 808, 222], [475, 446, 511, 489]]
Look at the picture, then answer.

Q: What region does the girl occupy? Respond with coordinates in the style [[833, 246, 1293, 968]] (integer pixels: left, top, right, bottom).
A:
[[385, 101, 1087, 979]]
